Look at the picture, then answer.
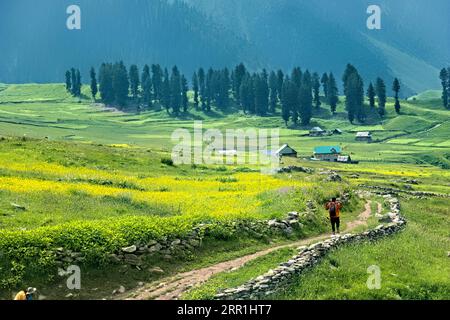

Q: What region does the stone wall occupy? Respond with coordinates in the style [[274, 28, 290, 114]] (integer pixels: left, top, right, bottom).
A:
[[214, 193, 406, 300], [54, 193, 349, 268], [54, 216, 299, 268], [359, 184, 449, 198]]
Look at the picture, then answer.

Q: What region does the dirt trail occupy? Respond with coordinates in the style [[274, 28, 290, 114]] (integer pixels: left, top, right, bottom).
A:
[[346, 200, 375, 230], [121, 201, 378, 300]]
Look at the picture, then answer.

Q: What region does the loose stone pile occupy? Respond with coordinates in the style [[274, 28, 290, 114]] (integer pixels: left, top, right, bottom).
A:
[[276, 166, 314, 174], [214, 193, 406, 300], [268, 211, 303, 235], [359, 184, 449, 198]]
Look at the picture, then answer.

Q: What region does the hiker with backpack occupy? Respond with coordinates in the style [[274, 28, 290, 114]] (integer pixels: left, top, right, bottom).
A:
[[14, 287, 37, 300], [326, 197, 342, 235]]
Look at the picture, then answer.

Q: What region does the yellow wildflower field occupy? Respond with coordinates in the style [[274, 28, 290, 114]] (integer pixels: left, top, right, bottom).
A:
[[0, 172, 311, 220]]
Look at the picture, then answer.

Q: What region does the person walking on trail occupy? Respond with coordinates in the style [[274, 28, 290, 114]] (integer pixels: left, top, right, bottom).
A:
[[326, 197, 342, 235], [14, 287, 37, 300]]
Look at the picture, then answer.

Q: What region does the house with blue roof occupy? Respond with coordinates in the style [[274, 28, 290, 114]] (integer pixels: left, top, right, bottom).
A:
[[313, 146, 342, 161]]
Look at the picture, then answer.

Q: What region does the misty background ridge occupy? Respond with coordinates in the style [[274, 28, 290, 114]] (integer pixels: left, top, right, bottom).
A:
[[0, 0, 449, 96]]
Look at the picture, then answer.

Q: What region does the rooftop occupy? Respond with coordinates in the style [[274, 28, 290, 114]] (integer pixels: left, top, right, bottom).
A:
[[313, 146, 341, 154], [276, 144, 297, 155], [356, 131, 371, 137]]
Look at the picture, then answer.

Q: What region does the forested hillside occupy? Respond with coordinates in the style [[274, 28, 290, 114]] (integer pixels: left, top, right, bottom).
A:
[[1, 0, 449, 96], [0, 0, 257, 83]]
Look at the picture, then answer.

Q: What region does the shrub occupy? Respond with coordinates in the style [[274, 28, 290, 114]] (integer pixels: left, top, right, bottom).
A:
[[161, 157, 174, 166], [216, 176, 238, 183]]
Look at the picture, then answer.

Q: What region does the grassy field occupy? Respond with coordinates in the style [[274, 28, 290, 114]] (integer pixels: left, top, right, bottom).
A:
[[181, 158, 450, 300], [270, 197, 450, 300], [182, 247, 298, 300], [0, 136, 352, 296], [0, 84, 448, 167], [0, 83, 448, 299]]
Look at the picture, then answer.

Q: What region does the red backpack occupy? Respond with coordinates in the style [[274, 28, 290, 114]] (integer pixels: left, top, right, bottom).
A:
[[329, 202, 337, 217]]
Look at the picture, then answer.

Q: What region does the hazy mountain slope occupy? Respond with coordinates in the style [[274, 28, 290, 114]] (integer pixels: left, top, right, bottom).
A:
[[0, 0, 258, 83], [365, 36, 441, 94], [0, 0, 448, 95], [185, 0, 448, 95], [313, 0, 450, 67]]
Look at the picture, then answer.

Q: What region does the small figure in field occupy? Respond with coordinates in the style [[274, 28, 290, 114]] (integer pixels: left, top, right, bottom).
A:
[[14, 287, 37, 300], [326, 197, 342, 235]]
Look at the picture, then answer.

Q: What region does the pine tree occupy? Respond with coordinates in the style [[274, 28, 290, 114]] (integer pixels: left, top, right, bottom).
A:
[[321, 73, 329, 103], [112, 61, 129, 107], [170, 66, 181, 115], [209, 70, 218, 108], [276, 70, 284, 101], [392, 78, 401, 114], [141, 64, 152, 108], [192, 72, 199, 110], [162, 68, 170, 113], [233, 63, 247, 103], [217, 68, 230, 110], [345, 74, 357, 123], [205, 68, 214, 112], [367, 82, 375, 109], [90, 67, 98, 100], [70, 68, 77, 96], [254, 73, 269, 116], [198, 68, 206, 110], [447, 67, 450, 109], [151, 64, 163, 101], [238, 75, 247, 113], [327, 73, 339, 114], [231, 69, 236, 100], [299, 71, 313, 125], [65, 70, 72, 92], [75, 69, 82, 97], [343, 65, 364, 124], [181, 74, 188, 113], [268, 71, 278, 113], [99, 63, 114, 104], [439, 68, 449, 109], [355, 75, 365, 123], [376, 77, 386, 117], [224, 68, 231, 108], [239, 73, 251, 113], [249, 74, 256, 114], [129, 64, 140, 100], [312, 72, 321, 109], [291, 67, 302, 89], [261, 70, 270, 114], [342, 64, 358, 89], [281, 77, 293, 126]]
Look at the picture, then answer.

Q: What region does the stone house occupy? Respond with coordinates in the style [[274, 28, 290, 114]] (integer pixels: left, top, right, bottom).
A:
[[313, 146, 341, 161]]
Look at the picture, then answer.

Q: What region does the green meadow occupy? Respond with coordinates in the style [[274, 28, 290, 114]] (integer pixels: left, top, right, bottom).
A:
[[270, 197, 450, 300], [0, 84, 448, 166], [0, 83, 448, 299]]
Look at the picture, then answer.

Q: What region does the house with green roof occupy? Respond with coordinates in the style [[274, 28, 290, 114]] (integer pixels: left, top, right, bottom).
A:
[[313, 146, 342, 161]]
